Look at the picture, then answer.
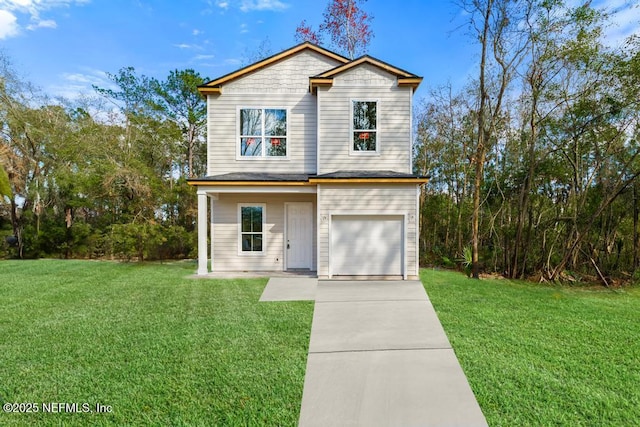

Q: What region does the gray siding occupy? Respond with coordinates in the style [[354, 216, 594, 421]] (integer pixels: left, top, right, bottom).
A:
[[212, 193, 316, 271], [207, 50, 343, 175], [317, 184, 418, 278], [318, 65, 412, 174]]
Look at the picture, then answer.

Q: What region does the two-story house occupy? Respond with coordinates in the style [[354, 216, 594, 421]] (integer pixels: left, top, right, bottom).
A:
[[188, 42, 427, 279]]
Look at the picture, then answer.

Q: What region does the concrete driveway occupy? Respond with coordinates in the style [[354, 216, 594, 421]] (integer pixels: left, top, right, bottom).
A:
[[298, 280, 487, 427]]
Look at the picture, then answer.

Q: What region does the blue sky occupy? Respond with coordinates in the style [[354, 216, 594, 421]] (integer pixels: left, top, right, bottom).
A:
[[1, 0, 638, 100]]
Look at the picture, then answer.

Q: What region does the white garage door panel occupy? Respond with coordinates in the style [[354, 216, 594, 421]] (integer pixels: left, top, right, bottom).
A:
[[331, 215, 403, 276]]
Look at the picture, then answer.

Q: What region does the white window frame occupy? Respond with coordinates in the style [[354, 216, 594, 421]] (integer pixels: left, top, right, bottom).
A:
[[236, 107, 289, 160], [350, 99, 380, 156], [237, 203, 266, 256]]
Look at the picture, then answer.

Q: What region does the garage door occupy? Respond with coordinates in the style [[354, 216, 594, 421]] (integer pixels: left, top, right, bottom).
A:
[[330, 215, 403, 276]]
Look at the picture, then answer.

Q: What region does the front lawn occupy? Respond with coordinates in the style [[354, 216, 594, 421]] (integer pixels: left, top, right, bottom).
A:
[[422, 268, 640, 426], [3, 260, 638, 426], [0, 260, 313, 426]]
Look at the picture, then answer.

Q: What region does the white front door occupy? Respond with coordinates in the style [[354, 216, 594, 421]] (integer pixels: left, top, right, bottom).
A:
[[286, 202, 313, 269]]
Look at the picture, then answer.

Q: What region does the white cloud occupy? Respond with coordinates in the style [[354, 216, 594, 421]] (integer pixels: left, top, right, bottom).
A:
[[2, 0, 32, 7], [173, 43, 194, 49], [0, 0, 89, 10], [216, 0, 228, 9], [0, 0, 88, 38], [239, 23, 248, 33], [192, 29, 202, 36], [62, 71, 104, 84], [49, 67, 112, 99], [599, 0, 640, 46], [239, 0, 288, 12], [193, 54, 215, 60], [547, 1, 639, 47], [0, 9, 19, 39], [26, 18, 56, 30]]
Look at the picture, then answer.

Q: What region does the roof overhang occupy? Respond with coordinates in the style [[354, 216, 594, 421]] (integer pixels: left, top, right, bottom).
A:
[[197, 43, 423, 96], [308, 77, 334, 93], [187, 172, 429, 187], [187, 180, 313, 187], [309, 55, 423, 93], [397, 77, 423, 90], [309, 177, 429, 184], [198, 87, 221, 95]]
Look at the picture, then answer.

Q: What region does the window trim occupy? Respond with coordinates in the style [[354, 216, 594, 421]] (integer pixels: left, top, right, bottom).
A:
[[236, 107, 289, 160], [350, 99, 380, 156], [237, 203, 267, 256]]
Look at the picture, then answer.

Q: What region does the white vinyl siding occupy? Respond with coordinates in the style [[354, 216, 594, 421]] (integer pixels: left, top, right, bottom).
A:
[[212, 193, 316, 271], [207, 50, 344, 175], [317, 65, 412, 174], [317, 184, 418, 278]]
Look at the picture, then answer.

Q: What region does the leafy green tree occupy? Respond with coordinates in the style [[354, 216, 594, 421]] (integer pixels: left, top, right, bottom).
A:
[[150, 69, 207, 178], [0, 163, 10, 199], [415, 0, 640, 284]]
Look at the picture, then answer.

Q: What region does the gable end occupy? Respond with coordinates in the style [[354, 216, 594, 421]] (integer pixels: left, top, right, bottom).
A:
[[309, 55, 423, 92], [198, 42, 349, 95]]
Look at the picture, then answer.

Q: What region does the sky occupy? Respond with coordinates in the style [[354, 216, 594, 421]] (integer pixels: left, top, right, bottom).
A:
[[1, 0, 639, 101]]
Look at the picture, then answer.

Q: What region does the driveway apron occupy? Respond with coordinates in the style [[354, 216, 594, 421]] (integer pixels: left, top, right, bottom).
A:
[[298, 280, 487, 426]]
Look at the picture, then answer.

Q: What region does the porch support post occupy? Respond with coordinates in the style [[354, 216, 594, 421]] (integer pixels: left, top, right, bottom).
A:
[[210, 195, 215, 272], [197, 192, 209, 275]]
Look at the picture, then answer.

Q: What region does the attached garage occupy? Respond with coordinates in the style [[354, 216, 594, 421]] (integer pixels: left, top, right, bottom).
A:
[[330, 215, 404, 277]]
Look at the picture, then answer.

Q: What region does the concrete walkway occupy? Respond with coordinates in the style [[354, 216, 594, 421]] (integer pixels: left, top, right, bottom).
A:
[[259, 277, 317, 301], [298, 280, 487, 427]]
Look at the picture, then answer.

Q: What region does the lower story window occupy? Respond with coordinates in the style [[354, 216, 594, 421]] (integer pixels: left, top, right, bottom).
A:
[[239, 205, 265, 253]]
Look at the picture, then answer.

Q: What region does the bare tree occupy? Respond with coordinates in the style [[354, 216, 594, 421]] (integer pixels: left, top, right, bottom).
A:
[[462, 0, 531, 278], [294, 0, 373, 59]]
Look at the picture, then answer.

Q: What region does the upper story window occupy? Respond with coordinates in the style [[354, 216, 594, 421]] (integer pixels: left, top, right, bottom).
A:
[[352, 100, 378, 153], [239, 108, 287, 158]]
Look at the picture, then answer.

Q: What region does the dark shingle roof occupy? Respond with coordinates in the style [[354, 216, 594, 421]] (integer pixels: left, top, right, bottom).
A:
[[187, 170, 429, 184], [187, 172, 310, 182], [315, 170, 426, 179]]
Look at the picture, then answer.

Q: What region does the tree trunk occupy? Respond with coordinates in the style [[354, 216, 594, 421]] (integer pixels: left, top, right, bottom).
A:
[[9, 197, 24, 258], [512, 88, 538, 278], [472, 141, 487, 279], [634, 183, 639, 272], [471, 0, 493, 280], [549, 171, 640, 281]]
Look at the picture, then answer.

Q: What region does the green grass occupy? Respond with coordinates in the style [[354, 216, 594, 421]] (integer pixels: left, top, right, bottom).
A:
[[3, 260, 639, 426], [421, 268, 640, 426], [0, 260, 313, 426]]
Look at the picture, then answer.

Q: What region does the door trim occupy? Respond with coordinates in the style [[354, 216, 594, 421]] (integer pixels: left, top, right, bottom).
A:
[[285, 202, 313, 270]]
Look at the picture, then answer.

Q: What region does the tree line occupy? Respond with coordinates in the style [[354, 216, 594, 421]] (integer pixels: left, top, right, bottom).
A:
[[0, 0, 374, 263], [414, 0, 640, 285], [3, 0, 639, 285], [0, 59, 207, 261]]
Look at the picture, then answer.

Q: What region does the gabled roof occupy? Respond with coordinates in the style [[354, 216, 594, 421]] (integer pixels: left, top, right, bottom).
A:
[[198, 43, 423, 96], [309, 55, 423, 92], [198, 42, 350, 95]]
